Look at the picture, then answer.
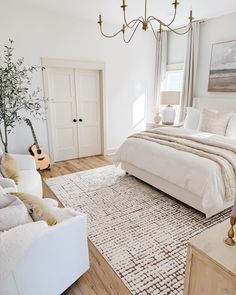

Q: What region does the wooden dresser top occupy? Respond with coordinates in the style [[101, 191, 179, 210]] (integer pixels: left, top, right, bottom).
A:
[[189, 220, 236, 275]]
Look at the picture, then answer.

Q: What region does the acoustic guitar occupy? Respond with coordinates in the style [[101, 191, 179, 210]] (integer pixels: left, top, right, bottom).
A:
[[25, 118, 51, 171]]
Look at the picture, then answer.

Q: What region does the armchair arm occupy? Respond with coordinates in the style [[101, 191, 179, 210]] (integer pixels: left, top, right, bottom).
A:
[[11, 154, 36, 170], [11, 214, 89, 295]]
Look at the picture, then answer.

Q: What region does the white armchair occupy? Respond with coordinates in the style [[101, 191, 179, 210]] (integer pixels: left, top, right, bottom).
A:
[[0, 214, 90, 295], [0, 154, 43, 198]]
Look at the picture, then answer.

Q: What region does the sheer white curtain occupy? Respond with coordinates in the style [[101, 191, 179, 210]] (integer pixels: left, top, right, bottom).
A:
[[154, 31, 167, 106], [179, 22, 200, 121]]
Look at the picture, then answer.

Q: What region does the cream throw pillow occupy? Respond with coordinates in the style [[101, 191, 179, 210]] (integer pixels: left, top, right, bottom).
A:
[[197, 109, 232, 136], [184, 107, 200, 130], [1, 153, 20, 185]]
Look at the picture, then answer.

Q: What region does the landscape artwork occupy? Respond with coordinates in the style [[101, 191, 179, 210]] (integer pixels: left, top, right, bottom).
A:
[[208, 40, 236, 92]]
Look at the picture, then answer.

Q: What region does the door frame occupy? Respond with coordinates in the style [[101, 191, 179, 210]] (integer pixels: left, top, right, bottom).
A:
[[41, 58, 106, 163]]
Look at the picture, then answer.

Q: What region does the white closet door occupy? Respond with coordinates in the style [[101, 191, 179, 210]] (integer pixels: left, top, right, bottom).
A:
[[48, 68, 79, 162], [76, 69, 102, 157]]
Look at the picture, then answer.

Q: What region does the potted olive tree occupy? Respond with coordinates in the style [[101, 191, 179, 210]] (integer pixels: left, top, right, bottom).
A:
[[0, 39, 46, 152]]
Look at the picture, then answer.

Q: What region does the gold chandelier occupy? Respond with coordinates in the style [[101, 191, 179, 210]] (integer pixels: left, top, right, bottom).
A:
[[98, 0, 194, 43]]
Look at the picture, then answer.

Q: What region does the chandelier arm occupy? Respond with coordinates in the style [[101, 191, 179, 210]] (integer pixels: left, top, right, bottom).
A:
[[165, 7, 177, 26], [99, 26, 125, 38], [147, 15, 161, 23], [123, 10, 144, 28], [123, 21, 142, 43], [167, 23, 192, 35], [149, 21, 159, 41], [147, 16, 170, 29], [147, 5, 177, 26]]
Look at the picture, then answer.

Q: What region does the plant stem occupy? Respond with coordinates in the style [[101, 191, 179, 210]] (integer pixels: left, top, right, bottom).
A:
[[4, 123, 8, 153], [0, 129, 6, 153]]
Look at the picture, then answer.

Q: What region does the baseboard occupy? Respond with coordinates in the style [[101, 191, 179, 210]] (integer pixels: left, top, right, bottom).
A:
[[104, 148, 118, 156]]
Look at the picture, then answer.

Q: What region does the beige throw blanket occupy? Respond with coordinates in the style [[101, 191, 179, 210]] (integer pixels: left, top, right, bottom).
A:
[[130, 129, 236, 201]]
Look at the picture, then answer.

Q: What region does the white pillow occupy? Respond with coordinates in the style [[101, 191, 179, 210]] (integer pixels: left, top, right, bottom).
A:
[[226, 113, 236, 139], [198, 109, 232, 136], [0, 194, 32, 231], [183, 107, 200, 130]]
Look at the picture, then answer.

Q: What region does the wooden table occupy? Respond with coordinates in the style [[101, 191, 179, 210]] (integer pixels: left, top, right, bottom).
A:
[[184, 220, 236, 295]]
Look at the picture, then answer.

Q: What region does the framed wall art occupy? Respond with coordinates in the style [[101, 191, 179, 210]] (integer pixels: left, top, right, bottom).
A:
[[208, 40, 236, 92]]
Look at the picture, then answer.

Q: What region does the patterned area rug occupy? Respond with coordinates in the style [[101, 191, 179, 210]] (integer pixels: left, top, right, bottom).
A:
[[46, 165, 231, 295]]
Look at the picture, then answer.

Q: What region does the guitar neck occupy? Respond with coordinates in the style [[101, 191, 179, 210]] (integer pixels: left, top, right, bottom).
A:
[[29, 124, 39, 148]]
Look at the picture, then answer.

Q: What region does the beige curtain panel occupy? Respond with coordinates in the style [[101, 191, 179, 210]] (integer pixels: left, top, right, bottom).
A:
[[179, 22, 200, 122], [154, 31, 167, 106]]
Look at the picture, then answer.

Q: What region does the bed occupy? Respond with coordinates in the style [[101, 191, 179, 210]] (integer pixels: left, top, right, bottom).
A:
[[114, 98, 236, 218]]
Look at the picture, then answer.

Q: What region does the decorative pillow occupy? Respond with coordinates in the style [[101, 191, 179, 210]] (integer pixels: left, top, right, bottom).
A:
[[0, 153, 20, 185], [12, 192, 58, 226], [197, 109, 232, 135], [0, 194, 32, 231], [226, 113, 236, 139], [183, 107, 200, 130]]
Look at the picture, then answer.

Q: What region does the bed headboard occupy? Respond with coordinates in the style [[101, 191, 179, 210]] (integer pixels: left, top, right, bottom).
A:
[[193, 97, 236, 112]]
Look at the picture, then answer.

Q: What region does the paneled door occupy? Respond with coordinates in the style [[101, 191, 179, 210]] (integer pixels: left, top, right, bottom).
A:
[[46, 66, 102, 162], [75, 69, 102, 157], [48, 67, 79, 162]]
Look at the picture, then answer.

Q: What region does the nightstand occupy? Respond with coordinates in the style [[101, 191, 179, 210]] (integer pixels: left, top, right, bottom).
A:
[[184, 220, 236, 295], [145, 122, 173, 131]]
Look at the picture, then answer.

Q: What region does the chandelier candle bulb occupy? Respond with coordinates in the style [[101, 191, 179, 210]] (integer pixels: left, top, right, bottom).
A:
[[98, 14, 102, 25], [173, 0, 180, 9], [121, 0, 127, 10], [189, 10, 193, 22]]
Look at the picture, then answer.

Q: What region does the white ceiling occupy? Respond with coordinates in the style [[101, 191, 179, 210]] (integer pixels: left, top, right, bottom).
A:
[[18, 0, 236, 27]]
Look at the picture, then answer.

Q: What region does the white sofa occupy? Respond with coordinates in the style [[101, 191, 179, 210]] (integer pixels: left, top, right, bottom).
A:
[[0, 154, 42, 197], [0, 214, 89, 295]]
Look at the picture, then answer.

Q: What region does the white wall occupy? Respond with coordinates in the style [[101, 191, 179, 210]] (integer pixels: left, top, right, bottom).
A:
[[168, 12, 236, 99], [0, 1, 156, 155]]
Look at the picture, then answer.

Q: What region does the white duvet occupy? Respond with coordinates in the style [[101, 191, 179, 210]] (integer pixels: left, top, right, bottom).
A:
[[113, 127, 236, 211]]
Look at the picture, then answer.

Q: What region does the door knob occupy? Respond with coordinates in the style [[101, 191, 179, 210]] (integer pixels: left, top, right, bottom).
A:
[[73, 119, 77, 123], [79, 118, 83, 122]]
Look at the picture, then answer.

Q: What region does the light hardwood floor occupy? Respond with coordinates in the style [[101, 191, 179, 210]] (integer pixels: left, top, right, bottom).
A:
[[41, 156, 132, 295]]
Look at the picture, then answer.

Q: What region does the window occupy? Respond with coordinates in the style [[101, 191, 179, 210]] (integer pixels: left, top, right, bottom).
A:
[[163, 70, 183, 92], [160, 64, 184, 123]]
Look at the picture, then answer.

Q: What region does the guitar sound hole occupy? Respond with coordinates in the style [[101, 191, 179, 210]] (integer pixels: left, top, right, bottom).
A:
[[37, 149, 42, 155]]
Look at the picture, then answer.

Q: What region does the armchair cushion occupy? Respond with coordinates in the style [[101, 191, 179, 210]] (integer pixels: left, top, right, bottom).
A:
[[0, 194, 32, 231], [1, 153, 20, 185]]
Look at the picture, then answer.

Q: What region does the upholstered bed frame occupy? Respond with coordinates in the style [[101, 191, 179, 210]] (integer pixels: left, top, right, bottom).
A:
[[120, 98, 236, 218]]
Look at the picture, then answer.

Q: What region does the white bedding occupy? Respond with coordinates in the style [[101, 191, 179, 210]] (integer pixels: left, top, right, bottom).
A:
[[113, 127, 236, 211]]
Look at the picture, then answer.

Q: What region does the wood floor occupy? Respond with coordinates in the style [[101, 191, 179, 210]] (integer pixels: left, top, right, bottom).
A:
[[41, 156, 132, 295]]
